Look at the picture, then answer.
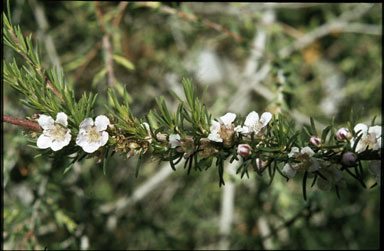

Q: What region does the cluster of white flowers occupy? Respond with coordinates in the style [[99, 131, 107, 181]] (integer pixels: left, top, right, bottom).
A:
[[335, 124, 382, 153], [208, 111, 272, 141], [37, 113, 110, 153]]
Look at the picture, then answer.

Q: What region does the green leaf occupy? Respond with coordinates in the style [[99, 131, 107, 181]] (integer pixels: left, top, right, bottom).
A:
[[63, 163, 74, 175], [112, 54, 135, 70], [310, 117, 317, 135]]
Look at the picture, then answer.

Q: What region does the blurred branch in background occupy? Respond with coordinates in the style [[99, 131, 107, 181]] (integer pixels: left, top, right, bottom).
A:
[[94, 2, 116, 86], [279, 3, 377, 58]]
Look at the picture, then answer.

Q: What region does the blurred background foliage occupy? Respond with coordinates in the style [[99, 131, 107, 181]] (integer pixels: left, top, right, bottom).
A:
[[3, 2, 381, 250]]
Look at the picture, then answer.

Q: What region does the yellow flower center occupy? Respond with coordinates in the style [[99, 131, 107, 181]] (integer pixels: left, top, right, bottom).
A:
[[88, 127, 101, 143], [49, 124, 67, 141]]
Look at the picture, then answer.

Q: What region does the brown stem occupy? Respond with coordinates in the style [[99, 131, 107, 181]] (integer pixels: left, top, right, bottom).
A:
[[94, 2, 106, 33], [112, 1, 129, 27], [3, 115, 42, 132], [44, 76, 64, 102]]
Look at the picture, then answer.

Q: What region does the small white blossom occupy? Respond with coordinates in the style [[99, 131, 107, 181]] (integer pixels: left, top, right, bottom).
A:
[[282, 146, 320, 178], [37, 112, 72, 151], [335, 127, 351, 141], [76, 115, 110, 153], [351, 123, 381, 153], [234, 111, 272, 135], [208, 112, 236, 143], [169, 134, 181, 148], [237, 144, 251, 157]]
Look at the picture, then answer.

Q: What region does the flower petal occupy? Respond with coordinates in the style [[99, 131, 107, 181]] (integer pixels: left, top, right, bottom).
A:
[[169, 134, 181, 148], [220, 112, 236, 126], [282, 163, 296, 178], [99, 131, 109, 146], [50, 139, 68, 151], [55, 112, 68, 126], [244, 111, 259, 127], [37, 134, 52, 149], [79, 118, 94, 130], [76, 132, 88, 147], [38, 115, 54, 130], [288, 147, 300, 157], [95, 115, 110, 131], [308, 159, 320, 172], [354, 123, 368, 135], [234, 125, 249, 134], [354, 141, 365, 153], [208, 132, 223, 142], [368, 125, 381, 139], [82, 142, 101, 153], [301, 146, 315, 157], [210, 120, 221, 132], [260, 112, 272, 127]]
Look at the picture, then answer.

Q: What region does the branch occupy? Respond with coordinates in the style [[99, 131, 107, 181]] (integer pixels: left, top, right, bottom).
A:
[[3, 115, 42, 132], [279, 3, 375, 58], [218, 176, 235, 250], [112, 1, 129, 27], [94, 2, 116, 86]]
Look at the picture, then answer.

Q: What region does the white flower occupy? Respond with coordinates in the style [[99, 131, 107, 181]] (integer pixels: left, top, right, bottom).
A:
[[37, 112, 72, 151], [234, 111, 272, 135], [76, 115, 110, 153], [237, 144, 251, 157], [169, 134, 181, 148], [282, 146, 320, 178], [351, 123, 382, 153], [335, 127, 351, 141], [208, 112, 236, 143]]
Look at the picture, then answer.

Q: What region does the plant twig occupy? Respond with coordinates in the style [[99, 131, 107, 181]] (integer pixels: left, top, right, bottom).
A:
[[112, 1, 129, 27], [3, 115, 42, 132], [136, 1, 274, 61], [279, 3, 374, 58], [94, 2, 116, 86]]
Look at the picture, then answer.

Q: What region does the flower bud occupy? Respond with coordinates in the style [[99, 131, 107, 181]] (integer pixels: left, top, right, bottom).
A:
[[255, 158, 267, 171], [336, 128, 351, 141], [341, 151, 357, 166], [309, 136, 321, 146], [237, 144, 251, 157]]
